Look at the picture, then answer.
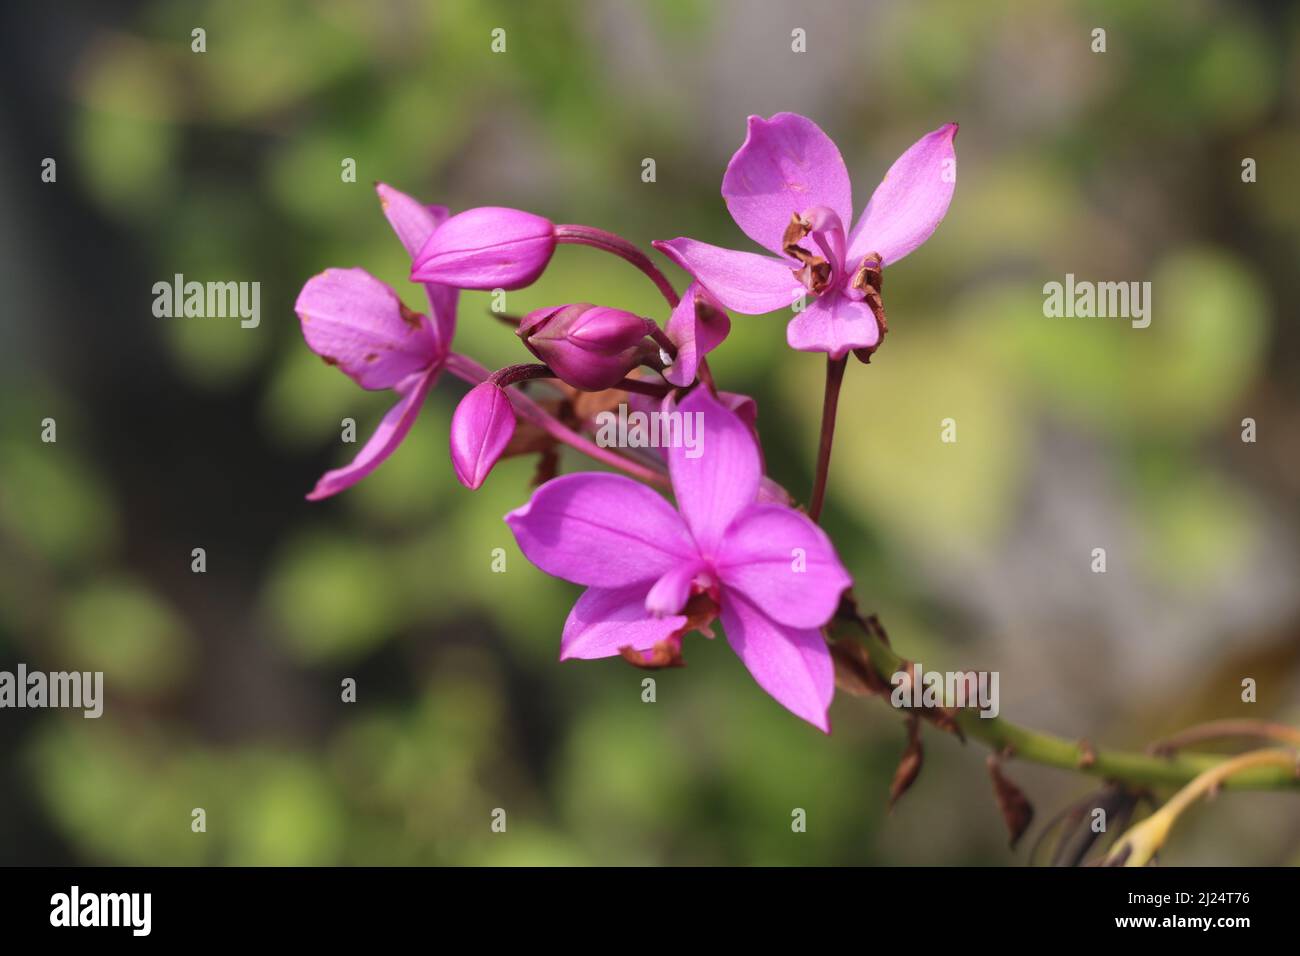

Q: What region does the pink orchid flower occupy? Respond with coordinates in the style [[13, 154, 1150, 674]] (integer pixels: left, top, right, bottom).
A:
[[505, 387, 852, 731], [295, 184, 458, 500], [655, 114, 957, 359]]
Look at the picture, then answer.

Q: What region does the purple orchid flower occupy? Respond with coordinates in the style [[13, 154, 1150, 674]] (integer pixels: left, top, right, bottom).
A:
[[295, 184, 458, 500], [654, 114, 957, 359], [505, 387, 852, 731]]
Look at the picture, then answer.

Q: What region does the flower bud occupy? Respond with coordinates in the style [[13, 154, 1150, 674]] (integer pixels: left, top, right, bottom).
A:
[[410, 207, 555, 290], [449, 382, 516, 489], [518, 304, 655, 391]]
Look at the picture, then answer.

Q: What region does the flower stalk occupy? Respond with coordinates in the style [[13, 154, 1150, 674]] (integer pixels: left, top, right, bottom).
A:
[[555, 224, 680, 308], [828, 607, 1300, 792], [808, 354, 848, 522]]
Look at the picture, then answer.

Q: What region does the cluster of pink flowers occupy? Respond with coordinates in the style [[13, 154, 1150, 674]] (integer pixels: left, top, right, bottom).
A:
[[296, 114, 956, 731]]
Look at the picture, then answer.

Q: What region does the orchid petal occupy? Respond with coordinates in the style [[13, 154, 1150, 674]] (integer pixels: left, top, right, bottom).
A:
[[306, 369, 436, 500], [664, 282, 731, 387], [718, 503, 851, 628], [721, 591, 834, 732], [785, 291, 881, 359], [376, 183, 449, 258], [376, 183, 457, 351], [717, 391, 757, 436], [506, 473, 696, 588], [561, 584, 687, 660], [847, 123, 958, 267], [722, 113, 854, 256], [653, 238, 799, 315], [296, 267, 441, 389], [667, 387, 761, 556]]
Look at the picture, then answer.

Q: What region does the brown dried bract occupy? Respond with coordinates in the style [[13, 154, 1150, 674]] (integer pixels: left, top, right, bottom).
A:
[[863, 611, 892, 647], [896, 658, 966, 741], [833, 598, 969, 740], [783, 212, 833, 294], [926, 701, 966, 742], [987, 754, 1035, 849], [829, 638, 892, 697], [497, 391, 565, 484], [531, 446, 559, 487], [850, 252, 884, 299], [889, 714, 925, 810], [619, 593, 719, 670], [781, 211, 811, 252], [827, 599, 894, 697], [570, 385, 629, 422], [500, 420, 554, 459], [850, 251, 888, 364]]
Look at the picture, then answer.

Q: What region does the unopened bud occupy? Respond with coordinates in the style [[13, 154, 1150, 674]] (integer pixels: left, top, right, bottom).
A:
[[518, 304, 654, 391], [449, 382, 516, 489], [411, 207, 556, 290]]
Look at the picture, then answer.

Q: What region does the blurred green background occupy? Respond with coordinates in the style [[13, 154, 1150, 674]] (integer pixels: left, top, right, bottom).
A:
[[1, 0, 1298, 865]]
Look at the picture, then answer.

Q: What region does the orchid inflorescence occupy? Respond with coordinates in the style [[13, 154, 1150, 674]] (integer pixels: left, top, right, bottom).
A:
[[295, 113, 958, 732]]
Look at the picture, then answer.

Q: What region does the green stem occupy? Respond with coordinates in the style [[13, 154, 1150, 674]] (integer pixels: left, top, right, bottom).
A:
[[831, 610, 1300, 791]]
